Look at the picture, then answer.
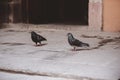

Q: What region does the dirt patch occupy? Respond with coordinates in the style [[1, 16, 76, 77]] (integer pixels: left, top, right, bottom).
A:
[[81, 35, 104, 39], [99, 37, 120, 46]]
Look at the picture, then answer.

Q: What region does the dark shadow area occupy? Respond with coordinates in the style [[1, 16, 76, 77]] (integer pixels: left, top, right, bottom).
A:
[[34, 43, 48, 47], [0, 0, 9, 22], [22, 0, 88, 25], [0, 0, 9, 28], [0, 0, 88, 25]]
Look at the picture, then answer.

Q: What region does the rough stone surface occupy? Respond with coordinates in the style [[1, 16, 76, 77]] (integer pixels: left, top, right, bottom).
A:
[[0, 24, 120, 80]]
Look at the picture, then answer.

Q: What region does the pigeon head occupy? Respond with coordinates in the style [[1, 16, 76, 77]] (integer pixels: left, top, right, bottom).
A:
[[67, 33, 74, 38], [67, 33, 73, 37], [31, 31, 35, 34], [31, 31, 37, 35]]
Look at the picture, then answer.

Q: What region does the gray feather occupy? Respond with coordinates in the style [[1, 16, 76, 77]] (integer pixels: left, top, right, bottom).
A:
[[67, 33, 89, 47]]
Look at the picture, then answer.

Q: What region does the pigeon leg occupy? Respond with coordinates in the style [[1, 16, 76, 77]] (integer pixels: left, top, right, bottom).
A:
[[35, 42, 38, 46], [73, 47, 76, 51], [39, 42, 41, 46]]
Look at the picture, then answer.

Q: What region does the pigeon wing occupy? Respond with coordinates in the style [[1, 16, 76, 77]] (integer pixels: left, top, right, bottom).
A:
[[31, 32, 38, 43], [73, 39, 83, 47], [37, 34, 47, 41], [74, 39, 90, 47]]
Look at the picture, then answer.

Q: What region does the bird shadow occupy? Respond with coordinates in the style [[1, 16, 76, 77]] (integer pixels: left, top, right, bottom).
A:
[[70, 48, 90, 51], [34, 43, 48, 47]]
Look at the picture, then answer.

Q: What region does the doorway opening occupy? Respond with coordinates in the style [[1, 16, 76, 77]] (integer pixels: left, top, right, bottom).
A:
[[22, 0, 89, 25]]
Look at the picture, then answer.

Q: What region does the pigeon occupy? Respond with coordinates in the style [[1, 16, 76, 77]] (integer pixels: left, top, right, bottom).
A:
[[31, 31, 47, 46], [67, 33, 89, 51]]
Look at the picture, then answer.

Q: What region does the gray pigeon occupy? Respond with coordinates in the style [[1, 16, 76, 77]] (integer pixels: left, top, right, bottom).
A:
[[31, 31, 47, 46], [67, 33, 89, 51]]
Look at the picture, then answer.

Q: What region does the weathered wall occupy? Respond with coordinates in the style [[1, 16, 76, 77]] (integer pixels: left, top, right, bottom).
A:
[[9, 0, 22, 23], [89, 0, 102, 31], [103, 0, 120, 32]]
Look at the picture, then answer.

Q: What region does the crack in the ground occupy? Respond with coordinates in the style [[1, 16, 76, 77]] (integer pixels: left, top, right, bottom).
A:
[[5, 30, 26, 32], [0, 42, 26, 46], [27, 49, 68, 54], [0, 68, 102, 80]]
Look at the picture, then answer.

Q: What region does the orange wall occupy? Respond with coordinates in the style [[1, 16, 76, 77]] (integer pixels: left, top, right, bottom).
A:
[[103, 0, 120, 32]]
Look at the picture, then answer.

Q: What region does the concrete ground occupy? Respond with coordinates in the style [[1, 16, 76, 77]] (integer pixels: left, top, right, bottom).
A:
[[0, 24, 120, 80]]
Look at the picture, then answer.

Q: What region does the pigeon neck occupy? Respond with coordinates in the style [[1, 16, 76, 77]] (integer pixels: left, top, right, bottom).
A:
[[70, 35, 75, 40]]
